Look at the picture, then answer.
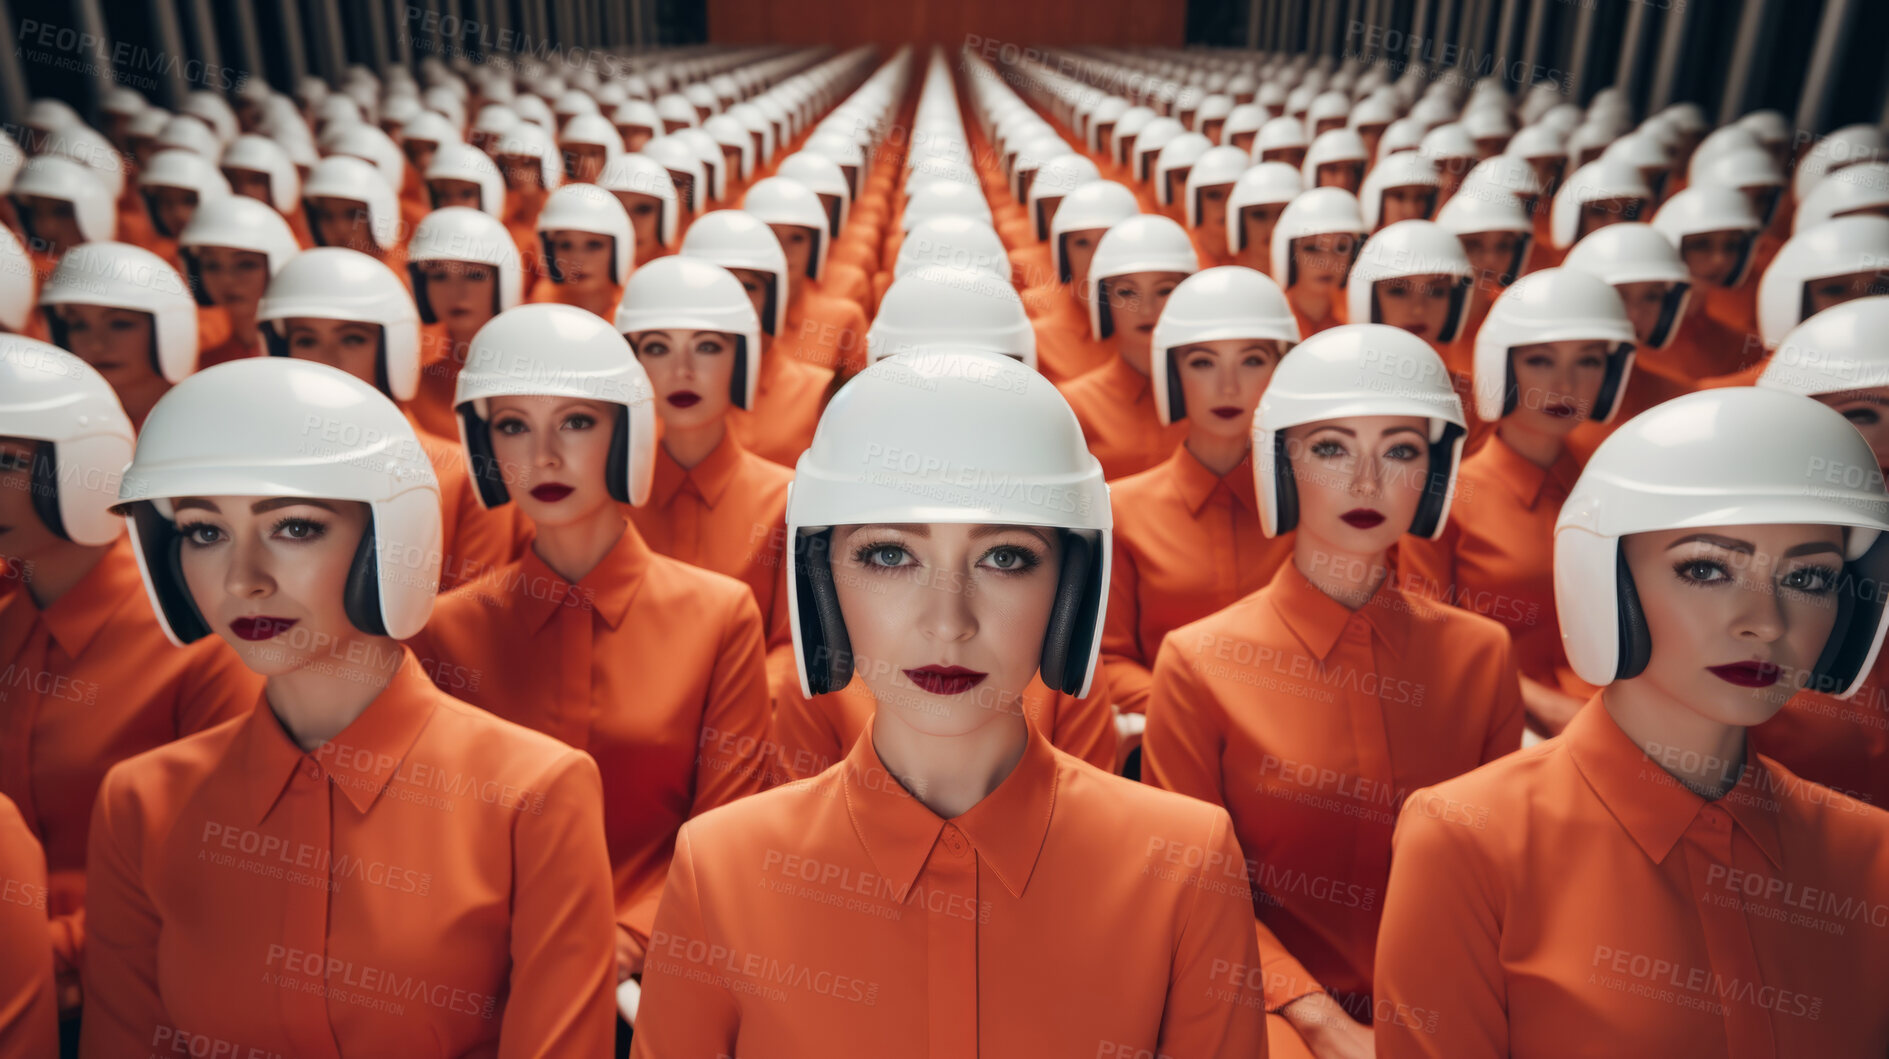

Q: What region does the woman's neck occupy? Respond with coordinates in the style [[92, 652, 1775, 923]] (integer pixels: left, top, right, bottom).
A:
[[1117, 336, 1152, 376], [266, 635, 406, 752], [663, 415, 726, 470], [1293, 286, 1332, 321], [14, 539, 113, 610], [1496, 417, 1567, 471], [1292, 532, 1390, 612], [870, 706, 1029, 820], [1185, 429, 1248, 479], [226, 306, 260, 349], [531, 506, 628, 585], [566, 283, 617, 322], [1602, 681, 1748, 800]]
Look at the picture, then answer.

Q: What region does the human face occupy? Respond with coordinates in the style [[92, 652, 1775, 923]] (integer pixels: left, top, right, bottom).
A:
[[1615, 281, 1679, 346], [1578, 196, 1643, 239], [1175, 338, 1284, 439], [173, 495, 377, 677], [1619, 523, 1846, 724], [1164, 168, 1192, 210], [1679, 229, 1752, 288], [496, 153, 545, 191], [1813, 387, 1889, 471], [631, 328, 737, 430], [485, 395, 618, 529], [306, 195, 376, 253], [1373, 273, 1456, 341], [830, 522, 1063, 735], [726, 267, 775, 341], [402, 137, 440, 175], [280, 317, 382, 387], [56, 304, 158, 389], [546, 229, 615, 291], [612, 191, 664, 262], [16, 195, 83, 255], [222, 167, 276, 207], [1100, 270, 1187, 356], [1282, 415, 1430, 560], [1458, 230, 1524, 290], [1379, 184, 1437, 227], [1290, 231, 1357, 290], [1804, 269, 1889, 317], [1260, 145, 1306, 169], [145, 186, 200, 239], [417, 259, 499, 331], [1506, 339, 1611, 435], [563, 143, 608, 184], [768, 222, 817, 283], [1314, 160, 1364, 194], [1061, 226, 1107, 289], [0, 438, 58, 561], [1526, 156, 1565, 196], [1239, 203, 1286, 269], [1195, 183, 1231, 238], [192, 246, 271, 311], [429, 177, 485, 211], [620, 125, 654, 153]]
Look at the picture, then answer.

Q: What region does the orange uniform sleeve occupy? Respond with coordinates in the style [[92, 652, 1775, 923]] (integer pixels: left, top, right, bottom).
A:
[[498, 750, 618, 1058], [1100, 531, 1155, 716], [1481, 639, 1527, 764], [1052, 672, 1119, 773], [768, 682, 845, 783], [1158, 809, 1271, 1058], [1143, 632, 1325, 1014], [77, 764, 165, 1058], [628, 826, 740, 1058], [0, 800, 56, 1059], [763, 552, 798, 706], [1373, 789, 1508, 1058], [1390, 528, 1456, 604]]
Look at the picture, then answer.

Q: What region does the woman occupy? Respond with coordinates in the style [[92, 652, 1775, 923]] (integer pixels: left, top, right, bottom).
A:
[[38, 241, 197, 430], [1397, 269, 1638, 737], [82, 357, 617, 1057], [1032, 179, 1141, 384], [1183, 145, 1252, 267], [1270, 188, 1363, 337], [177, 195, 301, 367], [1358, 151, 1440, 234], [1375, 387, 1889, 1056], [598, 153, 682, 268], [134, 149, 231, 269], [616, 256, 798, 702], [1647, 184, 1764, 382], [631, 349, 1268, 1057], [1144, 323, 1524, 1059], [405, 304, 772, 1028], [406, 205, 525, 439], [0, 792, 56, 1056], [1226, 162, 1303, 276], [529, 182, 634, 322], [1345, 219, 1485, 450], [301, 155, 405, 277], [1102, 266, 1300, 744], [1061, 214, 1200, 480]]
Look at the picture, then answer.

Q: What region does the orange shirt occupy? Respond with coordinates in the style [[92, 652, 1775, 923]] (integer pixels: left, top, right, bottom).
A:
[[1752, 651, 1889, 810], [819, 262, 874, 316], [1375, 699, 1889, 1057], [1024, 286, 1116, 385], [1395, 432, 1591, 696], [629, 721, 1269, 1058], [409, 322, 467, 442], [197, 329, 259, 370], [1660, 307, 1763, 384], [409, 418, 524, 591], [1287, 292, 1349, 338], [1144, 560, 1525, 1020], [0, 794, 57, 1059], [79, 652, 618, 1057], [524, 275, 622, 322], [405, 523, 773, 971], [1564, 356, 1694, 464], [779, 288, 870, 377], [770, 671, 1119, 782], [1060, 356, 1191, 481], [628, 430, 797, 699], [0, 540, 260, 1000], [1103, 448, 1295, 716], [727, 343, 834, 468]]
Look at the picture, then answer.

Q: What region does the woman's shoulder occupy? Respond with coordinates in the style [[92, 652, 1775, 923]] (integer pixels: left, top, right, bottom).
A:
[[1051, 751, 1234, 835], [96, 712, 253, 813]]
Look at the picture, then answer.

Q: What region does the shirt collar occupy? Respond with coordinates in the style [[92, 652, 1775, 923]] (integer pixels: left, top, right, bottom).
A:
[[842, 717, 1060, 901], [647, 429, 745, 510], [514, 521, 653, 634], [1482, 431, 1583, 510], [36, 538, 143, 659], [1168, 445, 1256, 517], [240, 649, 442, 823], [1264, 558, 1409, 663], [1565, 698, 1785, 869]]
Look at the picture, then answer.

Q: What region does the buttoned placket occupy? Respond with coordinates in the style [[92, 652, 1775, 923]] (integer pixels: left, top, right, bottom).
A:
[[279, 752, 342, 1059], [1207, 481, 1237, 613], [924, 823, 978, 1059], [1682, 805, 1776, 1059], [1335, 616, 1398, 888], [553, 590, 596, 751], [0, 618, 51, 837], [673, 476, 704, 566]]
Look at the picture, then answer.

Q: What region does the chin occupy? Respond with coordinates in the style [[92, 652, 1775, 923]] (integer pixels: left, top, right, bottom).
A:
[[866, 676, 1029, 738], [1681, 678, 1795, 728], [1315, 518, 1407, 558], [221, 636, 318, 679]]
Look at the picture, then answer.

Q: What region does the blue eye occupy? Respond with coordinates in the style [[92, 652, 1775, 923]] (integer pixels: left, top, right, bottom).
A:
[[1781, 566, 1839, 595], [979, 545, 1042, 574], [1672, 558, 1729, 586], [855, 543, 911, 569], [180, 522, 221, 547]]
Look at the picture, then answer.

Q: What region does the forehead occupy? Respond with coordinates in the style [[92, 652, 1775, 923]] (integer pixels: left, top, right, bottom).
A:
[[1290, 414, 1428, 436]]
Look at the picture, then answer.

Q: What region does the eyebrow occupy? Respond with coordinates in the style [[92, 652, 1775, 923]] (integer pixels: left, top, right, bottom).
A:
[[854, 523, 1055, 545], [1666, 533, 1844, 559], [1306, 425, 1425, 439], [172, 498, 339, 515]]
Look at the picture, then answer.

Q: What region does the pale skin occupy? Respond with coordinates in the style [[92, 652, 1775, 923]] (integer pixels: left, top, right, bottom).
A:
[[1377, 184, 1436, 228], [544, 229, 618, 320], [1313, 160, 1364, 195], [1614, 280, 1679, 347], [417, 259, 500, 347], [280, 317, 383, 386], [54, 304, 169, 429], [630, 328, 738, 469], [1174, 338, 1285, 477], [1371, 273, 1456, 343], [609, 190, 665, 264], [766, 223, 817, 304], [726, 267, 778, 356], [17, 194, 84, 256], [830, 521, 1063, 820], [1236, 203, 1286, 275], [191, 246, 271, 349], [1098, 270, 1188, 376], [1813, 388, 1889, 470], [0, 437, 115, 608], [1457, 230, 1526, 320], [1193, 183, 1232, 260], [1061, 226, 1106, 297], [144, 185, 200, 240], [1577, 196, 1645, 241], [1679, 228, 1754, 289], [1609, 524, 1846, 799], [1276, 414, 1431, 1058], [428, 177, 486, 212], [306, 195, 385, 258], [1286, 232, 1359, 325]]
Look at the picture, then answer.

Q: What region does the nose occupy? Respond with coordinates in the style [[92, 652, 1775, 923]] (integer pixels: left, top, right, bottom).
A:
[[1729, 568, 1787, 644], [918, 565, 978, 645], [1349, 452, 1383, 498], [224, 532, 276, 603]]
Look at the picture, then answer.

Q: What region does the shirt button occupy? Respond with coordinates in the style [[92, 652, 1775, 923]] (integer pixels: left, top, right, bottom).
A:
[[941, 827, 968, 856], [301, 759, 324, 782]]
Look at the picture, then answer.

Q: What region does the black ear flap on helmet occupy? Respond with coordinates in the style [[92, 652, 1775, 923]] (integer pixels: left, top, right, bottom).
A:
[[141, 191, 174, 240], [409, 263, 438, 324], [1437, 277, 1472, 343], [182, 250, 215, 307], [342, 509, 388, 635], [1057, 233, 1074, 283], [759, 277, 780, 337], [1096, 284, 1115, 339], [29, 442, 68, 541], [1163, 350, 1187, 423], [1806, 533, 1889, 694], [129, 502, 213, 643], [1270, 432, 1300, 534], [1590, 343, 1635, 421], [1409, 422, 1465, 538], [728, 337, 752, 410], [1502, 237, 1531, 288], [794, 528, 855, 694], [1499, 354, 1521, 419], [540, 233, 566, 284], [1038, 531, 1102, 695], [459, 405, 511, 508], [372, 331, 392, 399], [1614, 540, 1654, 680], [1649, 283, 1690, 348], [603, 404, 632, 503]]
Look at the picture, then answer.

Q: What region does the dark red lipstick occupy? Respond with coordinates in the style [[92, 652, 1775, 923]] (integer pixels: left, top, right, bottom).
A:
[[1211, 405, 1243, 419], [667, 391, 702, 408], [903, 665, 988, 696], [1340, 508, 1387, 529], [230, 616, 298, 642], [530, 483, 574, 502], [1708, 661, 1779, 688]]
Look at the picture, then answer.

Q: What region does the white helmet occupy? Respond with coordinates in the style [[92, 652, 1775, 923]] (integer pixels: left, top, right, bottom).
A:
[[1358, 149, 1439, 230], [1150, 266, 1299, 425], [1223, 103, 1267, 147], [12, 157, 116, 244], [1226, 162, 1303, 255], [0, 226, 31, 332], [1649, 184, 1762, 288], [1550, 157, 1651, 249], [1794, 162, 1889, 234], [222, 134, 302, 214], [1756, 296, 1889, 401], [1793, 124, 1886, 204], [1050, 180, 1139, 284], [1435, 185, 1534, 286], [535, 183, 634, 286], [901, 179, 993, 231], [1458, 153, 1546, 215], [1554, 387, 1889, 697], [114, 358, 442, 643], [177, 195, 301, 305], [615, 255, 764, 412], [323, 123, 406, 192], [1471, 268, 1637, 423], [598, 153, 680, 250], [1254, 116, 1309, 163], [1027, 154, 1101, 242], [302, 155, 400, 252], [1132, 117, 1186, 183], [1087, 214, 1201, 341], [1757, 217, 1889, 350], [557, 112, 626, 178], [678, 209, 788, 337], [493, 121, 562, 191], [775, 152, 850, 236], [742, 176, 830, 281], [1417, 123, 1478, 172], [1181, 146, 1249, 230], [137, 149, 233, 239], [641, 136, 708, 216], [1252, 323, 1466, 539], [398, 111, 459, 155], [1376, 117, 1427, 162], [1270, 186, 1365, 286], [0, 340, 135, 546], [655, 93, 699, 132], [1560, 222, 1692, 350], [673, 128, 728, 201], [40, 242, 198, 383], [155, 116, 223, 161], [1153, 132, 1213, 208], [613, 99, 662, 141], [867, 265, 1036, 369], [407, 207, 524, 322], [1346, 220, 1475, 341], [786, 350, 1110, 697], [1111, 106, 1157, 166], [454, 303, 657, 508], [1085, 98, 1131, 152], [257, 248, 422, 401], [727, 103, 776, 164], [703, 115, 755, 182], [424, 141, 506, 217], [1301, 128, 1369, 188]]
